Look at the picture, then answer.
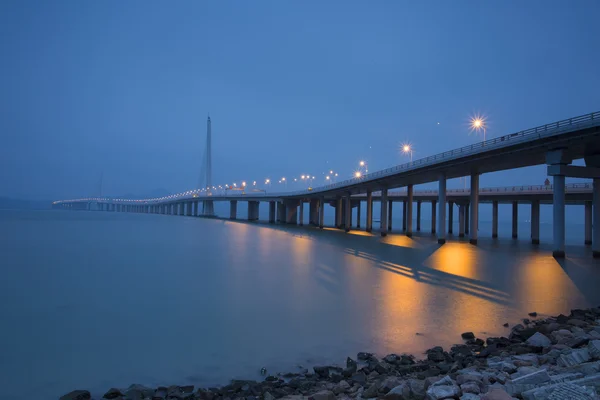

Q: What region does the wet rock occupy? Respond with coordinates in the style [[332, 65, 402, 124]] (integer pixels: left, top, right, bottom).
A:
[[480, 387, 512, 400], [525, 332, 552, 348], [426, 347, 447, 363], [528, 312, 538, 317], [503, 323, 509, 328], [589, 340, 600, 360], [103, 388, 124, 399], [351, 371, 367, 386], [425, 376, 461, 400], [462, 332, 475, 340], [383, 382, 410, 400], [308, 390, 335, 400], [60, 390, 91, 400], [557, 348, 591, 367]]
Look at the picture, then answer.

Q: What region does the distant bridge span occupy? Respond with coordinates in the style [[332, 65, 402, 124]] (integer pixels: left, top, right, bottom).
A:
[[54, 111, 600, 257]]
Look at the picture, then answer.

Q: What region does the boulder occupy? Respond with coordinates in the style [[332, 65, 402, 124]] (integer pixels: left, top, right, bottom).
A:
[[357, 352, 373, 361], [384, 382, 410, 400], [589, 340, 600, 360], [264, 392, 276, 400], [351, 371, 367, 385], [460, 382, 480, 395], [383, 354, 400, 364], [568, 319, 588, 328], [124, 384, 154, 399], [362, 383, 380, 399], [546, 383, 597, 399], [557, 348, 591, 367], [407, 379, 426, 400], [308, 391, 335, 400], [480, 387, 512, 400], [525, 332, 551, 348], [462, 332, 475, 340], [103, 388, 124, 399], [333, 380, 351, 395], [425, 376, 461, 400], [460, 394, 481, 400], [60, 391, 91, 400], [380, 377, 403, 394]]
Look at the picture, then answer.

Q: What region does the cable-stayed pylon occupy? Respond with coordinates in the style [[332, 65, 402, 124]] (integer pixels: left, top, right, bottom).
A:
[[201, 115, 214, 215]]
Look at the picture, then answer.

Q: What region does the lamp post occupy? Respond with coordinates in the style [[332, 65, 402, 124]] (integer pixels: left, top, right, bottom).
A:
[[402, 144, 413, 162], [470, 115, 487, 142]]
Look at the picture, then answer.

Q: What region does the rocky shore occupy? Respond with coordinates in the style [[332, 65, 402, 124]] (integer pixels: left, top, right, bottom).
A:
[[61, 308, 600, 400]]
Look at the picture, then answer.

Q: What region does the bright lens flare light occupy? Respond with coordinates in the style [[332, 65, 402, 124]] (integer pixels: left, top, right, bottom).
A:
[[469, 114, 487, 142], [354, 171, 362, 178]]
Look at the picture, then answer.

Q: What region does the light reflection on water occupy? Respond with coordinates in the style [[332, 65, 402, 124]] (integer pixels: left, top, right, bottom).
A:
[[1, 210, 599, 400]]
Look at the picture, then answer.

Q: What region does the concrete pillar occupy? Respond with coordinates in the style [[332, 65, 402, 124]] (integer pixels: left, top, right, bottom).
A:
[[269, 201, 275, 223], [470, 174, 479, 245], [247, 201, 254, 221], [512, 201, 518, 239], [388, 200, 393, 231], [252, 201, 259, 220], [187, 202, 192, 216], [180, 203, 185, 216], [531, 200, 540, 245], [437, 175, 447, 244], [465, 204, 470, 235], [416, 201, 421, 231], [448, 201, 454, 234], [406, 185, 413, 237], [492, 201, 498, 238], [319, 197, 325, 229], [345, 193, 352, 232], [230, 201, 237, 220], [299, 201, 304, 226], [308, 201, 315, 225], [336, 198, 343, 229], [459, 205, 465, 237], [356, 200, 361, 228], [380, 188, 388, 236], [285, 201, 298, 224], [192, 201, 198, 216], [593, 179, 600, 257], [431, 200, 437, 234], [585, 201, 592, 245], [552, 175, 566, 258], [402, 200, 407, 232], [366, 191, 373, 232]]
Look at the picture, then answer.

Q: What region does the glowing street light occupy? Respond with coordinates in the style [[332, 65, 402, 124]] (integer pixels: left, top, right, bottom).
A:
[[354, 171, 362, 178], [242, 181, 246, 187], [402, 144, 413, 162], [470, 115, 487, 142]]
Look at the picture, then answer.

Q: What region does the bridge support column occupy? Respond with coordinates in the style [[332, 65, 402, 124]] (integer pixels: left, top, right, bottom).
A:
[[465, 203, 470, 235], [335, 198, 343, 229], [187, 202, 192, 216], [269, 201, 275, 223], [388, 200, 393, 231], [230, 201, 237, 220], [470, 174, 479, 245], [458, 205, 465, 238], [431, 200, 436, 234], [416, 201, 421, 231], [448, 201, 454, 235], [192, 201, 198, 217], [492, 201, 498, 238], [437, 175, 447, 244], [345, 193, 352, 232], [319, 197, 325, 229], [552, 175, 566, 257], [512, 201, 518, 239], [308, 201, 315, 225], [406, 185, 413, 237], [285, 201, 298, 224], [249, 201, 259, 221], [585, 201, 592, 245], [380, 188, 388, 236], [299, 201, 304, 226], [356, 200, 361, 228], [532, 200, 540, 245], [180, 203, 185, 216], [366, 191, 373, 232], [402, 200, 407, 232], [593, 179, 600, 257]]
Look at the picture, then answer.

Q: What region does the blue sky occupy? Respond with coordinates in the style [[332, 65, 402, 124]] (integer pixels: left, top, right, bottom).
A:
[[1, 0, 599, 200]]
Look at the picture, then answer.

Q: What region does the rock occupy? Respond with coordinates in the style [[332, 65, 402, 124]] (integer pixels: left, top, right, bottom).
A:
[[480, 387, 512, 400], [456, 373, 483, 386], [512, 369, 551, 385], [426, 347, 447, 363], [407, 379, 426, 399], [425, 376, 461, 400], [503, 323, 509, 328], [103, 388, 124, 399], [384, 382, 410, 400], [568, 319, 588, 328], [589, 340, 600, 360], [487, 360, 517, 374], [314, 366, 330, 378], [351, 372, 367, 386], [357, 352, 373, 361], [264, 392, 275, 400], [546, 383, 597, 399], [333, 381, 351, 395], [60, 390, 91, 400], [460, 394, 481, 400], [528, 312, 538, 317], [308, 391, 335, 400], [124, 384, 154, 399], [557, 348, 591, 367], [380, 377, 403, 394], [513, 354, 539, 366], [525, 332, 552, 348], [361, 383, 379, 399], [383, 354, 400, 364], [460, 382, 480, 395], [521, 373, 600, 399], [462, 332, 476, 340]]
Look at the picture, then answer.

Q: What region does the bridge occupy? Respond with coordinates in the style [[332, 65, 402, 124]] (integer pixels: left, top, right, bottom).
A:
[[53, 111, 600, 258]]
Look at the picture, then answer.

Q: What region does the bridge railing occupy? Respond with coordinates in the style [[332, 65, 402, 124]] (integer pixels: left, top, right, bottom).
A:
[[278, 111, 600, 197]]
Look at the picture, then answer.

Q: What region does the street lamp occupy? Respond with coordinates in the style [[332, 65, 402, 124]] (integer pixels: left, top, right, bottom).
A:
[[354, 171, 362, 178], [402, 144, 413, 162], [470, 115, 487, 142], [359, 160, 368, 175]]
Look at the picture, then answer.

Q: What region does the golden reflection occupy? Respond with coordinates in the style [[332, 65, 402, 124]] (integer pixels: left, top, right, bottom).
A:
[[347, 230, 375, 237], [424, 242, 477, 279], [381, 234, 418, 248], [514, 253, 586, 314]]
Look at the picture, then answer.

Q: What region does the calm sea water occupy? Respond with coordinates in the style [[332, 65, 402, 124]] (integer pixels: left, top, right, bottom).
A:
[[1, 209, 600, 400]]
